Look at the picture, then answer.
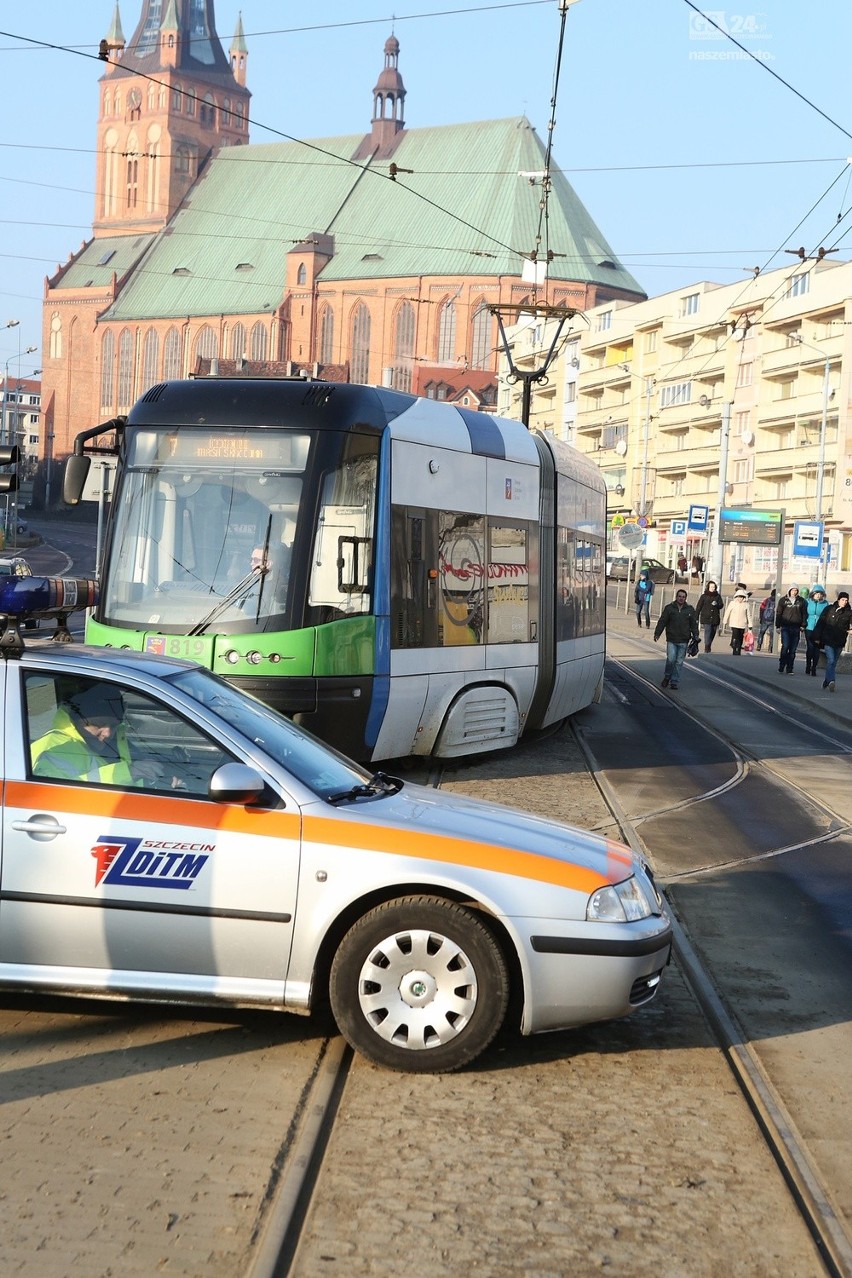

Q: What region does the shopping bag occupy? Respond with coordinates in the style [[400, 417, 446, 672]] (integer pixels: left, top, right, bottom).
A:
[[743, 629, 755, 653], [687, 636, 700, 658]]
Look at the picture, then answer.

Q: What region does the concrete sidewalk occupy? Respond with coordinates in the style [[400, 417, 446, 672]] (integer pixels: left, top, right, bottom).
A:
[[608, 602, 852, 730]]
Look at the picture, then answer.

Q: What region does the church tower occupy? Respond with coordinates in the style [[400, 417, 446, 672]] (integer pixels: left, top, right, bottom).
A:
[[354, 33, 406, 161], [94, 1, 251, 237]]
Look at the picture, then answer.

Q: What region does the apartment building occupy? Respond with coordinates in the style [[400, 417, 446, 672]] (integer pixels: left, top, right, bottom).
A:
[[498, 258, 852, 587]]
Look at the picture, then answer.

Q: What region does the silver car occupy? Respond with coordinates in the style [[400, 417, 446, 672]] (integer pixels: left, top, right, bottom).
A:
[[2, 646, 672, 1073]]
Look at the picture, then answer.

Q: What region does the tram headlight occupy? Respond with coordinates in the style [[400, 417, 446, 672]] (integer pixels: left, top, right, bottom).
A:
[[224, 650, 240, 665], [246, 650, 262, 665], [586, 876, 654, 923]]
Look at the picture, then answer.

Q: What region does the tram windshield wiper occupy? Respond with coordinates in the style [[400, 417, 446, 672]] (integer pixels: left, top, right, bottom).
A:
[[327, 771, 404, 805]]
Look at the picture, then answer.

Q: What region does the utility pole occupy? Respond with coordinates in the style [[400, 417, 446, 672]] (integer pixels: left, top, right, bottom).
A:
[[639, 377, 653, 517], [816, 355, 829, 582], [707, 401, 732, 586], [492, 305, 576, 427]]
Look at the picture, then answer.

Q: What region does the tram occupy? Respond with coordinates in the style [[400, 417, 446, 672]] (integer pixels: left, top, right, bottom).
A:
[[65, 379, 606, 760]]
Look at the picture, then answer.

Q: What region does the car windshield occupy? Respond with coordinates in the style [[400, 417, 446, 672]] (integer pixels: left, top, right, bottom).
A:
[[168, 667, 373, 799]]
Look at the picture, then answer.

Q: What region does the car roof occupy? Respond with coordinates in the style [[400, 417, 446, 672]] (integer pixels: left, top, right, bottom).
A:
[[13, 644, 198, 681]]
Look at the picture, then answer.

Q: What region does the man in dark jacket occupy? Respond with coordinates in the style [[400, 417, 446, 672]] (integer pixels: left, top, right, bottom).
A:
[[814, 590, 852, 692], [653, 589, 698, 690], [775, 584, 807, 674]]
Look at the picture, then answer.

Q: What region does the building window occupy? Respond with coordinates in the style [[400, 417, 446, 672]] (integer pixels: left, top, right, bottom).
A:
[[681, 292, 700, 316], [101, 331, 116, 410], [126, 156, 139, 209], [777, 377, 796, 400], [172, 85, 182, 111], [643, 329, 658, 354], [565, 382, 576, 404], [49, 313, 63, 360], [141, 327, 159, 391], [785, 328, 802, 347], [734, 410, 750, 437], [351, 303, 371, 385], [437, 299, 456, 363], [471, 303, 491, 370], [163, 327, 181, 379], [659, 381, 691, 409], [250, 321, 268, 362], [200, 94, 215, 127], [736, 362, 753, 388], [230, 321, 246, 361], [185, 90, 196, 117], [774, 477, 789, 499], [297, 263, 307, 286], [319, 307, 334, 364], [733, 459, 752, 483], [596, 311, 612, 332], [194, 324, 218, 363], [117, 329, 134, 409], [393, 300, 415, 392], [786, 272, 810, 299]]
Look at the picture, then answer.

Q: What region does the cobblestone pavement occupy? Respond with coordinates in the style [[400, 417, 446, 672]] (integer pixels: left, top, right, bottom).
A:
[[291, 726, 823, 1277]]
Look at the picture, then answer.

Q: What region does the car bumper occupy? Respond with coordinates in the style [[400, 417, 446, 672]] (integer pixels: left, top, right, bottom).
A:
[[516, 918, 673, 1034]]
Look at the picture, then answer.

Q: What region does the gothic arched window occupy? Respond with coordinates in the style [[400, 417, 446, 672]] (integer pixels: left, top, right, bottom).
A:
[[117, 328, 134, 408], [471, 302, 491, 369], [393, 301, 415, 392], [230, 321, 246, 361], [351, 303, 371, 385], [250, 322, 268, 362], [141, 327, 159, 391], [319, 307, 334, 364], [194, 325, 218, 363], [100, 329, 115, 411], [437, 299, 456, 364], [163, 326, 181, 379]]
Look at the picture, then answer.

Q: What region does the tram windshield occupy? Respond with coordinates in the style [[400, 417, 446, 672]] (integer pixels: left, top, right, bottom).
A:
[[100, 426, 313, 633]]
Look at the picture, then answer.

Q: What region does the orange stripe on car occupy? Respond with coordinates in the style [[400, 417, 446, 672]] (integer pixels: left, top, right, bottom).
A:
[[4, 780, 300, 840], [303, 815, 614, 893]]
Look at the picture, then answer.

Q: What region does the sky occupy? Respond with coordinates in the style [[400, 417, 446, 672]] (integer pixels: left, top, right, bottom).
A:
[[2, 0, 852, 381]]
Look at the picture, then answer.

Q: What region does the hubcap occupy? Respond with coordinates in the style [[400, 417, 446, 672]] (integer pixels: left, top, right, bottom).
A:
[[357, 928, 478, 1050]]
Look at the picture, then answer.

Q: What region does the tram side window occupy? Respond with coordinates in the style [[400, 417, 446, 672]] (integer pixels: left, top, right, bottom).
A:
[[487, 523, 536, 644], [437, 511, 485, 646], [390, 507, 486, 648], [308, 455, 377, 620]]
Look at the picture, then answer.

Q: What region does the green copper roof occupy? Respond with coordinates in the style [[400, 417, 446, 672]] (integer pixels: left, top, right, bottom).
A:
[[100, 116, 643, 322], [53, 233, 157, 292]]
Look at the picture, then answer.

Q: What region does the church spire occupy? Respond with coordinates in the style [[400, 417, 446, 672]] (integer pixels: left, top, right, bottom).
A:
[[230, 12, 248, 87], [100, 3, 126, 68]]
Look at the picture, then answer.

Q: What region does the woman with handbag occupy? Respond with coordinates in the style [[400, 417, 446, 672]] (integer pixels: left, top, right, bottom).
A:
[[723, 587, 754, 656]]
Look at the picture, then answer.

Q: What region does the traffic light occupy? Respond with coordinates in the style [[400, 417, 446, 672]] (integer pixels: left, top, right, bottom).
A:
[[0, 445, 19, 492]]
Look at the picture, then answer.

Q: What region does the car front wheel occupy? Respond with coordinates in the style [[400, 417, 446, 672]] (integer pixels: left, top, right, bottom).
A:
[[329, 896, 509, 1073]]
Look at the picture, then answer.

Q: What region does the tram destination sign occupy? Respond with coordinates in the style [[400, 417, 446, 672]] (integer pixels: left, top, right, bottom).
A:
[[718, 507, 784, 545]]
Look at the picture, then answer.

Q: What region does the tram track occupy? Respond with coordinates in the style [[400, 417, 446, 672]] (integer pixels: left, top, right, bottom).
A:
[[242, 681, 852, 1276], [576, 652, 852, 1277]]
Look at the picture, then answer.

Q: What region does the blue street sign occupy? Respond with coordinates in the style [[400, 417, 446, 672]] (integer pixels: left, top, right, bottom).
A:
[[793, 520, 822, 559], [671, 519, 687, 537], [688, 504, 709, 532]]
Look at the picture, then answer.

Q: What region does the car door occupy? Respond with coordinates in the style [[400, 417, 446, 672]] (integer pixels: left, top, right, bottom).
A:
[[0, 667, 301, 1002]]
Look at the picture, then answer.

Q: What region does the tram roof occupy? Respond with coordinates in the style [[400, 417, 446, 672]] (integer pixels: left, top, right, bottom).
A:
[[65, 117, 643, 321]]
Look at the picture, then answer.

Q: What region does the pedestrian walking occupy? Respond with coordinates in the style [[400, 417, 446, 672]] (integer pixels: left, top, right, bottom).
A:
[[803, 584, 829, 676], [653, 589, 698, 690], [723, 587, 754, 655], [775, 584, 807, 673], [634, 569, 654, 628], [694, 580, 723, 651], [757, 589, 776, 652], [814, 590, 852, 692]]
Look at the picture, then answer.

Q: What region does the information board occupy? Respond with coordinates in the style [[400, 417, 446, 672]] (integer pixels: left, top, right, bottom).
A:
[[718, 508, 783, 545]]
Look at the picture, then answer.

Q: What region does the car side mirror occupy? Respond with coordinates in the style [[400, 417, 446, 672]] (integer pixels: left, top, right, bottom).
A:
[[208, 762, 266, 805]]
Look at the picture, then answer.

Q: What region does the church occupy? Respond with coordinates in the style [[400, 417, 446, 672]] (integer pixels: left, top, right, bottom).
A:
[[40, 0, 645, 474]]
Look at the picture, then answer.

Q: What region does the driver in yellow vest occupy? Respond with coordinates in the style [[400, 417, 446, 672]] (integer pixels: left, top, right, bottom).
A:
[[31, 684, 136, 785]]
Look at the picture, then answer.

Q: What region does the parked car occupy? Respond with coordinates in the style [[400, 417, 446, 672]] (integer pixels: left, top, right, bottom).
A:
[[0, 556, 32, 579], [0, 637, 672, 1074], [606, 556, 675, 585]]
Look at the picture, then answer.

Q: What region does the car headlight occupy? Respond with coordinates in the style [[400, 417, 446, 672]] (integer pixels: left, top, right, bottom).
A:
[[587, 876, 654, 923]]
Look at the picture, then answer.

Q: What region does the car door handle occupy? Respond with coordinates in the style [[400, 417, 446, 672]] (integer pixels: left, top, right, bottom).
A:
[[12, 815, 68, 840]]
